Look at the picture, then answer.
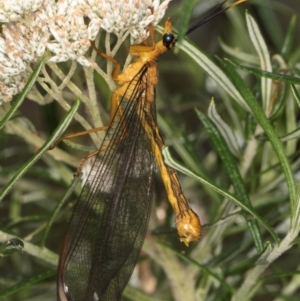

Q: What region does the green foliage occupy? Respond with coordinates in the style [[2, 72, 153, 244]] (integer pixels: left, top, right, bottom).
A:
[[1, 1, 300, 300]]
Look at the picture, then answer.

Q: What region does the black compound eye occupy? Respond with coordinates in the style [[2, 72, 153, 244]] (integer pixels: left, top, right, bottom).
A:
[[163, 33, 176, 49]]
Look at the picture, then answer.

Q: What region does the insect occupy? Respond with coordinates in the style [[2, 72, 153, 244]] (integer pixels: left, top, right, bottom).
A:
[[55, 1, 246, 300]]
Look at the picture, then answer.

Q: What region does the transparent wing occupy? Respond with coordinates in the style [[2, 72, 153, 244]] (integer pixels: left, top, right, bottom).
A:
[[58, 65, 156, 301]]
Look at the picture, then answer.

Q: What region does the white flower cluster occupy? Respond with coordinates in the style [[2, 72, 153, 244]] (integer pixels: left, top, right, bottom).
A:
[[0, 0, 171, 104], [87, 0, 171, 43]]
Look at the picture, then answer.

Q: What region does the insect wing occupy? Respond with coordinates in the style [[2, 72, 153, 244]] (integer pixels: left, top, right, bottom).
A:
[[58, 66, 156, 301]]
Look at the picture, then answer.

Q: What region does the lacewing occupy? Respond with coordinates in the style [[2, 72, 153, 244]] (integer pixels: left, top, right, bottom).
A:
[[55, 1, 246, 300]]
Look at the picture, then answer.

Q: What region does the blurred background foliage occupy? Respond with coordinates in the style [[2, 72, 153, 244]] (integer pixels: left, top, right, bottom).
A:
[[1, 0, 300, 300]]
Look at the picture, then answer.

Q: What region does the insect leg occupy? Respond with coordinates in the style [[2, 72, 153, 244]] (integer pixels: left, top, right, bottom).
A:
[[50, 94, 127, 176], [90, 41, 121, 80], [50, 125, 109, 150]]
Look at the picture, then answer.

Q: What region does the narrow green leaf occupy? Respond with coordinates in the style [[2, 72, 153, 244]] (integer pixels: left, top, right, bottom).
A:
[[0, 99, 80, 202], [261, 271, 300, 281], [162, 146, 279, 243], [268, 79, 288, 121], [0, 58, 44, 129], [0, 270, 56, 297], [41, 176, 80, 247], [196, 108, 263, 252], [279, 126, 300, 143], [281, 15, 297, 59], [176, 0, 195, 47], [254, 1, 284, 52], [291, 84, 300, 108], [246, 11, 272, 114], [218, 37, 259, 65], [219, 58, 296, 226], [230, 60, 300, 85], [207, 100, 241, 157]]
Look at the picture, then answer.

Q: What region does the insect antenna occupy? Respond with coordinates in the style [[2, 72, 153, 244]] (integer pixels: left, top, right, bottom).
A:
[[185, 0, 247, 36]]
